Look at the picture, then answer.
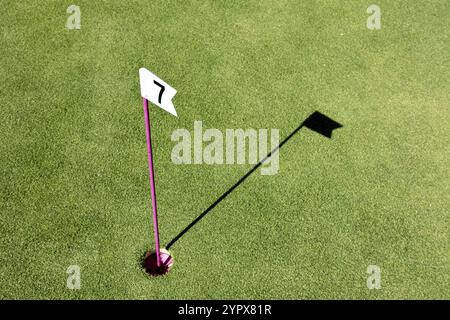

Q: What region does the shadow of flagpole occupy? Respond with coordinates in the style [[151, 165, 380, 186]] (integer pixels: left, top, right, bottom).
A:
[[165, 111, 343, 250]]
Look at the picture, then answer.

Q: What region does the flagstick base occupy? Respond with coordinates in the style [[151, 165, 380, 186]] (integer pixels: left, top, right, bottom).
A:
[[143, 249, 174, 276]]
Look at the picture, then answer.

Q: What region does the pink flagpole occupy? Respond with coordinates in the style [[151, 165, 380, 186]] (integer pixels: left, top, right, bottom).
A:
[[143, 98, 161, 267]]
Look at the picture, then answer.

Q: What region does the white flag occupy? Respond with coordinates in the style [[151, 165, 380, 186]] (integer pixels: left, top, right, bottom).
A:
[[139, 68, 177, 117]]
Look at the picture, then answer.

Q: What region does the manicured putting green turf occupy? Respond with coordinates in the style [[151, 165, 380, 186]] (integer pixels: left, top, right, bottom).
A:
[[0, 0, 448, 299]]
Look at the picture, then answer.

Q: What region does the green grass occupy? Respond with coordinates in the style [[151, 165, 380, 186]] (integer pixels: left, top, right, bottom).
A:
[[0, 0, 449, 299]]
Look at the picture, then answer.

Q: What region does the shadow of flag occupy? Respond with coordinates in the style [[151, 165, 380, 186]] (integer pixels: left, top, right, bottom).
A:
[[165, 110, 344, 250], [302, 111, 343, 138]]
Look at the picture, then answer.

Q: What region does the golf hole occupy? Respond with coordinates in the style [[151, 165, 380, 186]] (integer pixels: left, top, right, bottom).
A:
[[143, 249, 174, 276]]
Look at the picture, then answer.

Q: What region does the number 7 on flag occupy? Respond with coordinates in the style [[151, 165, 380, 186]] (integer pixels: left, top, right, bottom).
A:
[[139, 68, 177, 116]]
